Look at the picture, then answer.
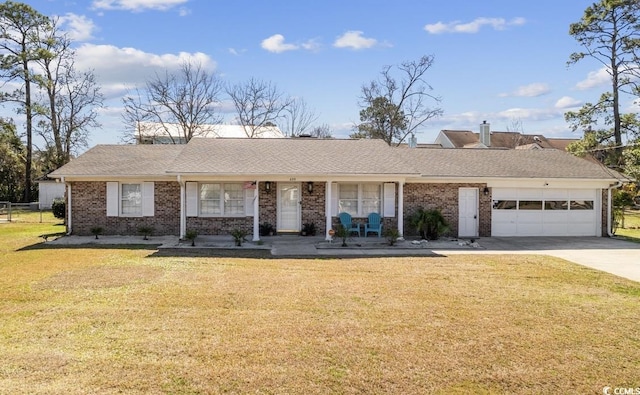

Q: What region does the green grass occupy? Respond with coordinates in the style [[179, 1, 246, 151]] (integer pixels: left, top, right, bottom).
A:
[[1, 222, 640, 393], [615, 209, 640, 241]]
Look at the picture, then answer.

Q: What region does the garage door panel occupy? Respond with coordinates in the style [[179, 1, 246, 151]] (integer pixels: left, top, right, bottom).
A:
[[492, 188, 598, 237]]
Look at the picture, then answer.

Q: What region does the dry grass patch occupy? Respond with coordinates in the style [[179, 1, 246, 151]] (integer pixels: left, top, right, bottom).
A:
[[1, 223, 639, 393]]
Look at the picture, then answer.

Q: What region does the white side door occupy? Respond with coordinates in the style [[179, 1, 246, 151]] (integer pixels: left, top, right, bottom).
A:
[[458, 188, 479, 237]]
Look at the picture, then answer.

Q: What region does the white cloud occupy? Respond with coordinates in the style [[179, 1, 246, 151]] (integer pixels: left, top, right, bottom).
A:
[[576, 67, 610, 90], [74, 44, 216, 98], [92, 0, 188, 12], [424, 17, 526, 34], [555, 96, 582, 109], [500, 83, 551, 98], [333, 31, 377, 50], [58, 13, 97, 41], [261, 34, 298, 53]]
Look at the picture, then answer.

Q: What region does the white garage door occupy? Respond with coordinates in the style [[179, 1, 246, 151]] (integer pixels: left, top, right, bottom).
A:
[[492, 188, 599, 236]]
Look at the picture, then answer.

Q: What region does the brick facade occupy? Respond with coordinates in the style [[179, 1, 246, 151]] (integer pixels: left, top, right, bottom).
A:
[[70, 181, 180, 236], [69, 180, 610, 238], [403, 183, 491, 237]]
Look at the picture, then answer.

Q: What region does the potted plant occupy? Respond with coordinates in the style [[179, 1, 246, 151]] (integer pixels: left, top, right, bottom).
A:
[[138, 225, 154, 240], [259, 222, 275, 236], [231, 229, 248, 246], [90, 226, 103, 239], [301, 222, 316, 236], [185, 229, 198, 246], [410, 207, 449, 240]]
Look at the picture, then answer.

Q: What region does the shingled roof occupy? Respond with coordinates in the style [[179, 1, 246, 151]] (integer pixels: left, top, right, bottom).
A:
[[404, 147, 621, 180], [50, 138, 622, 181], [166, 138, 416, 176], [440, 130, 579, 150], [49, 145, 185, 177]]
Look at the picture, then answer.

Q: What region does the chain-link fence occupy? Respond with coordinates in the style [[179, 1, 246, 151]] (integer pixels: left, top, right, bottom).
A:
[[0, 202, 61, 224]]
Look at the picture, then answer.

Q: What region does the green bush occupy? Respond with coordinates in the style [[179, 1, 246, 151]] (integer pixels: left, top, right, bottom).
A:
[[51, 199, 65, 219]]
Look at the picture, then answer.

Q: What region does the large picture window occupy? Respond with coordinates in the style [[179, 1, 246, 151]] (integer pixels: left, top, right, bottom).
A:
[[338, 183, 381, 217], [200, 183, 245, 216], [121, 183, 142, 215]]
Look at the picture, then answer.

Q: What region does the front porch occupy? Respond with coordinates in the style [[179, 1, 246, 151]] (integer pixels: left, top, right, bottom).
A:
[[45, 233, 481, 257]]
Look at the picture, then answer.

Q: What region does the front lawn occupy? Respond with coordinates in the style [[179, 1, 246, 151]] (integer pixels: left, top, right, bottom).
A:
[[1, 222, 639, 394], [616, 209, 640, 241]]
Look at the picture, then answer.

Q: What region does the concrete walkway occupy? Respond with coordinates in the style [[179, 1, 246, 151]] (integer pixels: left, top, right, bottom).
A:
[[45, 235, 640, 282]]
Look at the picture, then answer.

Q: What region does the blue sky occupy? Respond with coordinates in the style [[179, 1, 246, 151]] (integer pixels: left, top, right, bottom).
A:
[[16, 0, 624, 146]]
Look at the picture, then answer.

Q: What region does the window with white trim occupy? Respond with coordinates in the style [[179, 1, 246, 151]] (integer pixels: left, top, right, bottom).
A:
[[121, 183, 142, 216], [107, 181, 154, 217], [338, 183, 381, 217], [199, 183, 245, 216]]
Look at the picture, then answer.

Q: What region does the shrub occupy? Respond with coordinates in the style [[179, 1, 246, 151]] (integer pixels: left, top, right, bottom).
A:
[[259, 222, 275, 236], [231, 229, 248, 246], [90, 226, 103, 239], [51, 199, 65, 219], [384, 228, 401, 246], [410, 207, 449, 240], [185, 230, 198, 246], [138, 226, 154, 240]]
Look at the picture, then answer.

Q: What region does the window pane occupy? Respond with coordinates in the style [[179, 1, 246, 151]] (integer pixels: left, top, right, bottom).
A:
[[200, 183, 220, 200], [200, 184, 221, 215], [519, 200, 542, 210], [362, 184, 380, 215], [339, 184, 358, 216], [121, 184, 141, 215], [493, 200, 516, 210], [224, 184, 244, 215], [571, 200, 594, 210], [544, 200, 568, 210]]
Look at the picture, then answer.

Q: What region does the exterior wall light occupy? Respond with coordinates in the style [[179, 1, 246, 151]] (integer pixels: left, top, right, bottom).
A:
[[483, 186, 490, 196], [307, 182, 313, 193], [265, 181, 271, 192]]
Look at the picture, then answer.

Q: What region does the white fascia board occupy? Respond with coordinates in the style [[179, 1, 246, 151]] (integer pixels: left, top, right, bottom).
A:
[[408, 176, 617, 188], [60, 175, 177, 182]]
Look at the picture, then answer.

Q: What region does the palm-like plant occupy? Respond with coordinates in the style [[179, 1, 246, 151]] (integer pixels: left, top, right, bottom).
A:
[[410, 208, 449, 240]]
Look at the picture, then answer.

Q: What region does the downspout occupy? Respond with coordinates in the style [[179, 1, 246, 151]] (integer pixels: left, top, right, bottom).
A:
[[63, 177, 72, 235], [178, 175, 186, 239], [607, 181, 623, 237], [253, 181, 260, 242]]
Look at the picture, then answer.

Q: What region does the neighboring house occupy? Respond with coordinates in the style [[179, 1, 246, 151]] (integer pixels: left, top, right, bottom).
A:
[[50, 138, 624, 239], [434, 122, 579, 150], [36, 177, 65, 210], [136, 122, 284, 144]]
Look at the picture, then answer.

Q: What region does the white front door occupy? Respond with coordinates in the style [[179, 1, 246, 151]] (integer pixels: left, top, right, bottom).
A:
[[277, 183, 301, 232], [458, 188, 479, 237]]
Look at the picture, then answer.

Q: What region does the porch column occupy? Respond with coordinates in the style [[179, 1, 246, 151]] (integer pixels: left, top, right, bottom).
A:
[[398, 181, 404, 238], [179, 177, 186, 239], [325, 180, 333, 240], [253, 181, 260, 241]]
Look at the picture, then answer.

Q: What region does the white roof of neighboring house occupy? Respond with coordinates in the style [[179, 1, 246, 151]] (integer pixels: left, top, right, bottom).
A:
[[137, 122, 284, 140]]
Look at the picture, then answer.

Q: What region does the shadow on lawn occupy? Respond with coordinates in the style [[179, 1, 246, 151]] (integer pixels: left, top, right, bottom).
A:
[[18, 242, 161, 252]]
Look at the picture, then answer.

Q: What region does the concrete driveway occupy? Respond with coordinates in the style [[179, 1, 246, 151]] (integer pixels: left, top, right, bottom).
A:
[[434, 237, 640, 283]]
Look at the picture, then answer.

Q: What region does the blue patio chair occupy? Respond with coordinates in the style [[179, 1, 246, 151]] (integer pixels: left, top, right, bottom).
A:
[[364, 212, 382, 237], [338, 212, 361, 237]]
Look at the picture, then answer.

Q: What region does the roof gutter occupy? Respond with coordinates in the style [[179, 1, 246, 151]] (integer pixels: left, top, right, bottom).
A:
[[607, 180, 623, 237]]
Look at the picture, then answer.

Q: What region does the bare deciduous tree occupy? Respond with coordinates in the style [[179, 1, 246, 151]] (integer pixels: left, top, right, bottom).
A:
[[308, 123, 333, 138], [123, 61, 222, 144], [226, 78, 292, 138], [358, 55, 443, 146], [34, 18, 103, 169], [282, 97, 318, 137]]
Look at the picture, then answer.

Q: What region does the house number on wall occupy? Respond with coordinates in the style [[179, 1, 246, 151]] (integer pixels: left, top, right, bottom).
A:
[[290, 178, 297, 181]]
